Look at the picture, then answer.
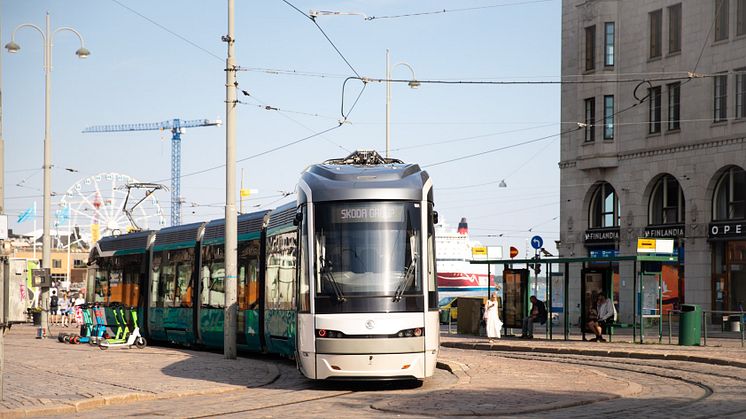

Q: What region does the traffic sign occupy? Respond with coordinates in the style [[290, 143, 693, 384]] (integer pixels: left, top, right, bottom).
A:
[[509, 246, 519, 259], [530, 235, 544, 250]]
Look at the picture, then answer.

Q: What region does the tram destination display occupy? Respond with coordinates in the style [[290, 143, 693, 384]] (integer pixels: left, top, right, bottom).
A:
[[332, 204, 405, 224]]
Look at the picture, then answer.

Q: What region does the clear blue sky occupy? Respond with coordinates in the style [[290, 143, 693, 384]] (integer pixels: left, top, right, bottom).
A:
[[2, 0, 561, 254]]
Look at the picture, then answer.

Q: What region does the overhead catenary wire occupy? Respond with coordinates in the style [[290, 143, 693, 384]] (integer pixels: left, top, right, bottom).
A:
[[363, 0, 556, 21], [279, 0, 361, 78], [110, 0, 224, 62]]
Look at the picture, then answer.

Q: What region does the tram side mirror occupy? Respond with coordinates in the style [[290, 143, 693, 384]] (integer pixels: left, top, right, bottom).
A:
[[293, 211, 303, 226], [432, 211, 439, 225]]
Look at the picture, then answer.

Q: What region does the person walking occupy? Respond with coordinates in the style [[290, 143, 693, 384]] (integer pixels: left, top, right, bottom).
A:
[[484, 292, 503, 342]]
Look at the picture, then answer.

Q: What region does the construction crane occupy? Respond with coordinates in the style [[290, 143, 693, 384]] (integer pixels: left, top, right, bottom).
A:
[[83, 118, 222, 226]]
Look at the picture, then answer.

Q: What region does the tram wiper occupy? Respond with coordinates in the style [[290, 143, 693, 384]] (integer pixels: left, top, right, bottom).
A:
[[393, 254, 417, 302], [320, 258, 346, 302]]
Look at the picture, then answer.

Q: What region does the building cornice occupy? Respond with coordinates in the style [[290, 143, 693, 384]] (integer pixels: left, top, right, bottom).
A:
[[559, 134, 746, 169]]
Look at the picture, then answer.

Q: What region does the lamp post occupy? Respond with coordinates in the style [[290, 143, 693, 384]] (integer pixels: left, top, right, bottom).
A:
[[385, 49, 419, 159], [5, 13, 89, 336]]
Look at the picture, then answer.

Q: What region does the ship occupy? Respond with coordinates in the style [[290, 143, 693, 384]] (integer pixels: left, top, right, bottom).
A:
[[435, 217, 496, 298]]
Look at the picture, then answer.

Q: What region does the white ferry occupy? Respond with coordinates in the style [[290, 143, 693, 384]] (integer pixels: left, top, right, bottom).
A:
[[435, 218, 494, 298]]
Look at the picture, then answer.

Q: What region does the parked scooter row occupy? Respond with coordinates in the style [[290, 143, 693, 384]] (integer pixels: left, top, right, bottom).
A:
[[57, 303, 147, 350]]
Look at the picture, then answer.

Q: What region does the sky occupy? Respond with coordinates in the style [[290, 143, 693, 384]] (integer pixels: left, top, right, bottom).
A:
[[1, 0, 562, 256]]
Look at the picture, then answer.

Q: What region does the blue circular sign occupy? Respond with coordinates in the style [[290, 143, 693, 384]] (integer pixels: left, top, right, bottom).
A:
[[530, 235, 544, 250]]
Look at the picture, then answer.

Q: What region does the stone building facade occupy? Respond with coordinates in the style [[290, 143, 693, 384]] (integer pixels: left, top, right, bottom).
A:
[[560, 0, 746, 322]]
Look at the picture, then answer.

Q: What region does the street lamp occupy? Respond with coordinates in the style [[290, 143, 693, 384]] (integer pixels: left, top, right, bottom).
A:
[[386, 49, 419, 159], [5, 12, 89, 336]]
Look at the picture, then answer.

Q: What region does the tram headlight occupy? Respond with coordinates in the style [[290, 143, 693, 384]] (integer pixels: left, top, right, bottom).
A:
[[316, 329, 345, 338], [395, 328, 424, 338]]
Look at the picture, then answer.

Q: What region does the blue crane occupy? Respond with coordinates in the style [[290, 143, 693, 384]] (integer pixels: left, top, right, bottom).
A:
[[83, 118, 222, 226]]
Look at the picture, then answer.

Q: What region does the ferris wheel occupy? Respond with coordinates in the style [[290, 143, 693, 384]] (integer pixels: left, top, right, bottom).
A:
[[58, 172, 166, 248]]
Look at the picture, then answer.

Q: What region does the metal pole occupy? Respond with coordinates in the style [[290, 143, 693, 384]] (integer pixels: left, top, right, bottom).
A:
[[703, 310, 707, 346], [223, 0, 238, 359], [240, 167, 244, 214], [1, 258, 6, 400], [41, 13, 52, 338], [658, 276, 664, 344], [668, 310, 672, 344], [564, 262, 569, 340], [633, 261, 637, 343], [546, 263, 554, 340], [385, 49, 390, 158]]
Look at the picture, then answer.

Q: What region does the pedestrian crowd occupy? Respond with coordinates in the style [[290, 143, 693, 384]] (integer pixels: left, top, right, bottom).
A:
[[48, 289, 86, 327]]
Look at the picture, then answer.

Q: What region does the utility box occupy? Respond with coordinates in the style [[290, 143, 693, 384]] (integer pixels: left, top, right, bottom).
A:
[[3, 258, 34, 323], [457, 296, 486, 335]]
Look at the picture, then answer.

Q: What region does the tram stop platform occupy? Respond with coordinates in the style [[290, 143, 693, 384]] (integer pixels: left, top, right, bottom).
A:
[[0, 324, 280, 418], [440, 328, 746, 369]]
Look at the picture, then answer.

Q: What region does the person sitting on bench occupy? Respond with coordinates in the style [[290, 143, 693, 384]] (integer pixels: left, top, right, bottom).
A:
[[588, 294, 616, 342]]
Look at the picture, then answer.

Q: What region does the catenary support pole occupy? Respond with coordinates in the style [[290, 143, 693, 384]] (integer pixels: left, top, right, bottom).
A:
[[223, 0, 238, 359]]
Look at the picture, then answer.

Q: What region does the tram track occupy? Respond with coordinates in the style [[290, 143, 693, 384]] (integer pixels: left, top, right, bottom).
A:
[[473, 349, 746, 418]]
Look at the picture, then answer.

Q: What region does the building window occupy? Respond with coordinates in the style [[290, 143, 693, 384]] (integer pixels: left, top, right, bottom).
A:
[[585, 25, 596, 71], [584, 97, 595, 142], [715, 0, 729, 41], [736, 68, 746, 119], [603, 95, 614, 139], [590, 182, 619, 228], [649, 86, 662, 134], [649, 175, 685, 225], [668, 82, 681, 130], [53, 259, 62, 269], [714, 74, 728, 122], [738, 0, 746, 36], [713, 167, 746, 221], [650, 9, 662, 58], [604, 22, 615, 66], [668, 4, 682, 53], [73, 259, 85, 268]]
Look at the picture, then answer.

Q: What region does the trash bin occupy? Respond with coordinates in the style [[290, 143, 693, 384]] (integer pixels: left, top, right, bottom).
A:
[[439, 309, 450, 324], [678, 304, 701, 346], [728, 315, 742, 332]]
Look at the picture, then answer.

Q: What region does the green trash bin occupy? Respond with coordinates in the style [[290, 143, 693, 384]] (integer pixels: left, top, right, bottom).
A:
[[679, 304, 702, 346]]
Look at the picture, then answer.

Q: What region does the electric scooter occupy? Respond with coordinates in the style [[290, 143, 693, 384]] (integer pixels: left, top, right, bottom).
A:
[[99, 306, 146, 350]]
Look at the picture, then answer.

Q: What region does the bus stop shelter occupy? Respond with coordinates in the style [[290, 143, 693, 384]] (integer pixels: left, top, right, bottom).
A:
[[471, 253, 679, 342]]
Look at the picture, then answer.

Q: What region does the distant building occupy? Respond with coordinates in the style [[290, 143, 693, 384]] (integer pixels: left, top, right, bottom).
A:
[[560, 0, 746, 320], [6, 229, 89, 292]]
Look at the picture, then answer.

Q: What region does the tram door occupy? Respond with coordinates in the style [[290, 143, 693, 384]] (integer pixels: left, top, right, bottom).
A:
[[580, 268, 611, 338], [503, 268, 529, 329]]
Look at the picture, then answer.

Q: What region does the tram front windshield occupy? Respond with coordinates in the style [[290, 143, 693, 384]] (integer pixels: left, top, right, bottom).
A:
[[314, 201, 421, 299]]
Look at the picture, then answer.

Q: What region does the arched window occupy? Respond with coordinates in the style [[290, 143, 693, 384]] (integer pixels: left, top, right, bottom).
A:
[[713, 167, 746, 221], [589, 182, 620, 228], [649, 175, 685, 225]]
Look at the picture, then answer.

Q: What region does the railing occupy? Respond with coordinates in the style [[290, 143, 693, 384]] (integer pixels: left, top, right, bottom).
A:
[[663, 309, 745, 347]]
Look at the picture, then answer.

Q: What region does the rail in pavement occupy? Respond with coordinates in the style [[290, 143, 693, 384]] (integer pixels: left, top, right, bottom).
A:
[[440, 333, 746, 369]]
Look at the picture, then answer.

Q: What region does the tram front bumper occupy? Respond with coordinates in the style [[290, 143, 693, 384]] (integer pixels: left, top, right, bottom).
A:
[[315, 352, 426, 380]]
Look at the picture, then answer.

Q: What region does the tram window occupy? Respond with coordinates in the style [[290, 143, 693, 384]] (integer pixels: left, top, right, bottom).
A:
[[205, 262, 225, 308], [160, 264, 175, 307], [238, 240, 260, 310], [124, 270, 140, 307], [151, 255, 162, 308], [298, 207, 310, 313], [427, 207, 438, 309], [265, 232, 297, 310], [94, 268, 109, 304], [176, 263, 192, 308]]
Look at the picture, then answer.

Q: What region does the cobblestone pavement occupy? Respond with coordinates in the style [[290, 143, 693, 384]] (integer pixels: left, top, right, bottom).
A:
[[3, 324, 746, 418]]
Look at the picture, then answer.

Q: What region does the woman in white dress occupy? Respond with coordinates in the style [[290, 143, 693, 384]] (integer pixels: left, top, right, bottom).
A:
[[484, 292, 503, 342]]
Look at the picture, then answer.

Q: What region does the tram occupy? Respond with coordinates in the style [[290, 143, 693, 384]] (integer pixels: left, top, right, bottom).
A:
[[88, 150, 439, 380]]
